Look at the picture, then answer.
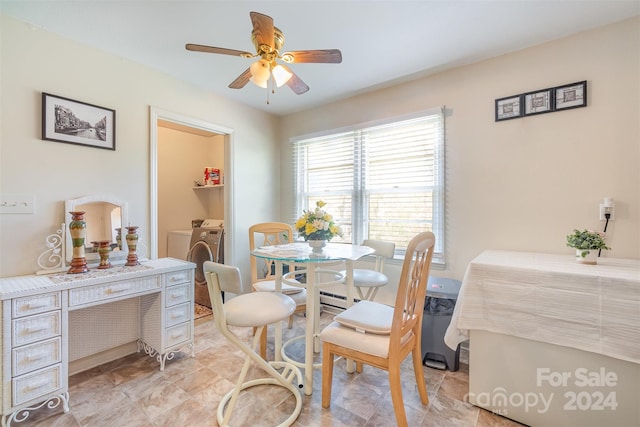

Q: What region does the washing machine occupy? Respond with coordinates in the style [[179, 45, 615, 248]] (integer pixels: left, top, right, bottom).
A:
[[167, 229, 192, 260], [187, 219, 224, 308]]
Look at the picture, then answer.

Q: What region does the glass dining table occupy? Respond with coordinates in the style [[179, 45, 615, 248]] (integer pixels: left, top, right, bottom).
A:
[[251, 242, 374, 395]]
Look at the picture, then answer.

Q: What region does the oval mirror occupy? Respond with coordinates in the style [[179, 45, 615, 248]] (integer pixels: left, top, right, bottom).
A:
[[64, 195, 129, 265]]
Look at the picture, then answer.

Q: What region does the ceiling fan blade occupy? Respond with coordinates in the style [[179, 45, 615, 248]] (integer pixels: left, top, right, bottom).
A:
[[281, 65, 309, 95], [282, 49, 342, 64], [228, 68, 252, 89], [186, 43, 253, 58], [250, 11, 275, 49]]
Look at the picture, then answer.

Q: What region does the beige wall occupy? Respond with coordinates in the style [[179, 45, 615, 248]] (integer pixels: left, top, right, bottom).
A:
[[280, 17, 640, 283], [0, 15, 281, 278], [1, 14, 638, 288]]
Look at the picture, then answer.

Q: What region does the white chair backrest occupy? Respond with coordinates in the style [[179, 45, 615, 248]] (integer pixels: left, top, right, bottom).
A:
[[362, 239, 396, 272], [203, 261, 250, 295]]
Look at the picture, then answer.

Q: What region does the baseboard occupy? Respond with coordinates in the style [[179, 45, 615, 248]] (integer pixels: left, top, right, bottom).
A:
[[68, 341, 138, 376]]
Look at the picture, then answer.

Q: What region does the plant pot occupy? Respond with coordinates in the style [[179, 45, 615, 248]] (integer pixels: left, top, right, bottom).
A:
[[575, 248, 598, 265]]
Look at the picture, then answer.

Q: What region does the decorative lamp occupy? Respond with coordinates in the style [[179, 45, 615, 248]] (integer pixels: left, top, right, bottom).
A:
[[272, 64, 292, 87], [249, 59, 270, 88]]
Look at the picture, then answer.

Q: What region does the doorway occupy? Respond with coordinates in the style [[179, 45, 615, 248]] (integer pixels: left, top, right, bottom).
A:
[[149, 107, 235, 266]]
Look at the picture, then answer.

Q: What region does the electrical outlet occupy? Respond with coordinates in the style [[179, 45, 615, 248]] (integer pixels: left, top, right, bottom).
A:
[[599, 204, 615, 221]]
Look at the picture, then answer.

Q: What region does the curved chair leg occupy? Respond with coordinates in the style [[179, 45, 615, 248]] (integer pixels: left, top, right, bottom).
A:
[[388, 364, 408, 427], [218, 325, 303, 427]]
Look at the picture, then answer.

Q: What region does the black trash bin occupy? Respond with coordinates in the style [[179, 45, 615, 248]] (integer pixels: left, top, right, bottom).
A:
[[421, 277, 462, 371]]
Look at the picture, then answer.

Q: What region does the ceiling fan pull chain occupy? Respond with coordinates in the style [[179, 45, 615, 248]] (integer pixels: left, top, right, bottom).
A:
[[266, 81, 270, 105]]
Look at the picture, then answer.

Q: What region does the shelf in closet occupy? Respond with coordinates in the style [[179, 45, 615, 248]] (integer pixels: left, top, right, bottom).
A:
[[192, 185, 224, 190]]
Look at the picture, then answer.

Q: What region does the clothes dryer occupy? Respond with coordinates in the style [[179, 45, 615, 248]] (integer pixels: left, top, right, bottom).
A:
[[187, 219, 224, 308]]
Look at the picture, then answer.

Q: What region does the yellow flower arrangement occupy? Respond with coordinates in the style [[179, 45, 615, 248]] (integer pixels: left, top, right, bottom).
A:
[[294, 200, 343, 241]]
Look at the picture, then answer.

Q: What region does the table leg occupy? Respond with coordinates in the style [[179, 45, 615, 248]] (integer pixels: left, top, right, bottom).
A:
[[304, 264, 316, 395], [274, 260, 283, 362]]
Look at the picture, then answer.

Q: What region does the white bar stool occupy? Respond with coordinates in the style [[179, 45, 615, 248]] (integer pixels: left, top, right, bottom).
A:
[[203, 261, 303, 427]]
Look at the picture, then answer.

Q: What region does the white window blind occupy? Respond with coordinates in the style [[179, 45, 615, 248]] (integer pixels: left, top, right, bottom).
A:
[[293, 108, 445, 261]]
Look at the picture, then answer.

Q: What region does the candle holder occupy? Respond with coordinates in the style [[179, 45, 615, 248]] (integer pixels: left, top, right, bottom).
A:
[[115, 227, 122, 250], [125, 226, 140, 266], [96, 240, 112, 269], [67, 211, 89, 274]]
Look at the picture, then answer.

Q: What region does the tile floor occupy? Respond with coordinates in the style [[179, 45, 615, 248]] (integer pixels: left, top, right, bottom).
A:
[[16, 311, 525, 427]]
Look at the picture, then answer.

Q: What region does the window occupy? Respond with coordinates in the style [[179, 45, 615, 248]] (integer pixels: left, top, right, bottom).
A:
[[292, 107, 445, 262]]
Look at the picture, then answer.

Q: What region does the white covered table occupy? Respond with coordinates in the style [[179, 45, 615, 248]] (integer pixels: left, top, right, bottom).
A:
[[445, 250, 640, 427]]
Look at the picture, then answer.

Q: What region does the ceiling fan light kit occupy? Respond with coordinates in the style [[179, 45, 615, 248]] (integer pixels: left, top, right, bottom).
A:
[[249, 59, 270, 88], [186, 11, 342, 101]]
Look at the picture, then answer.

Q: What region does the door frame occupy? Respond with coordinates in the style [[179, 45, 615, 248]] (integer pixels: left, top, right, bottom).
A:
[[149, 106, 235, 265]]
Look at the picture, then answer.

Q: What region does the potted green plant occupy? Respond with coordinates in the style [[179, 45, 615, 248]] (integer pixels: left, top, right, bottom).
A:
[[566, 229, 610, 264]]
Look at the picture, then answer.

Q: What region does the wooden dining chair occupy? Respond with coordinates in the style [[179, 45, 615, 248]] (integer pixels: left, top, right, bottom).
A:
[[249, 222, 307, 357], [320, 231, 436, 427]]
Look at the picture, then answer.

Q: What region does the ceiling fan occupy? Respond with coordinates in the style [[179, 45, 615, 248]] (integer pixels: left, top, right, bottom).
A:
[[186, 11, 342, 95]]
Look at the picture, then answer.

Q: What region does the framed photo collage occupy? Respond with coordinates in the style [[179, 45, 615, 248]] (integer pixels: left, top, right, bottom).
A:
[[495, 80, 587, 122]]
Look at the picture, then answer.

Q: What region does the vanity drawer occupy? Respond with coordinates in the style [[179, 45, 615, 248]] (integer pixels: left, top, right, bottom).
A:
[[165, 282, 190, 307], [13, 311, 61, 347], [12, 364, 63, 406], [166, 270, 191, 287], [13, 337, 62, 377], [69, 276, 161, 307], [13, 292, 61, 318], [165, 302, 191, 328], [165, 322, 191, 348]]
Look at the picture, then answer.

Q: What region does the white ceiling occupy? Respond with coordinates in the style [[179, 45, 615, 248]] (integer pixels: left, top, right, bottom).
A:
[[3, 1, 639, 116]]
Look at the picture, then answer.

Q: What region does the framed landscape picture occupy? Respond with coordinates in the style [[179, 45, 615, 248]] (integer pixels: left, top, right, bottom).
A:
[[42, 93, 116, 150], [495, 95, 523, 121]]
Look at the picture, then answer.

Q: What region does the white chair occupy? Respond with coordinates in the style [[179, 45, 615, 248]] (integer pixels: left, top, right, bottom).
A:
[[320, 232, 435, 427], [249, 222, 307, 357], [341, 239, 395, 301], [203, 261, 303, 427]]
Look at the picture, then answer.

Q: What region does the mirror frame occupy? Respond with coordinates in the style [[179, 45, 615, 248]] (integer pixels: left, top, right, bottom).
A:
[[64, 194, 129, 265]]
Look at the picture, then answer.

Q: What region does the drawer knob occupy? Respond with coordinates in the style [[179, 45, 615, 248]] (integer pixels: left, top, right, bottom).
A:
[[26, 303, 48, 309], [26, 353, 47, 361], [24, 379, 49, 391], [106, 286, 130, 294]]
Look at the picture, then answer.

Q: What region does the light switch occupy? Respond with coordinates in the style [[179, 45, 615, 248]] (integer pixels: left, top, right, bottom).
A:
[[0, 194, 35, 214]]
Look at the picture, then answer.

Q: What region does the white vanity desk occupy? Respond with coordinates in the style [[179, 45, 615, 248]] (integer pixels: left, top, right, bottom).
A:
[[0, 257, 195, 427]]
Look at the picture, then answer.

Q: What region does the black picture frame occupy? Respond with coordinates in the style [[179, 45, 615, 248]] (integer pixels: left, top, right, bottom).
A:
[[554, 81, 587, 111], [524, 88, 553, 116], [495, 95, 523, 121], [42, 93, 116, 150]]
